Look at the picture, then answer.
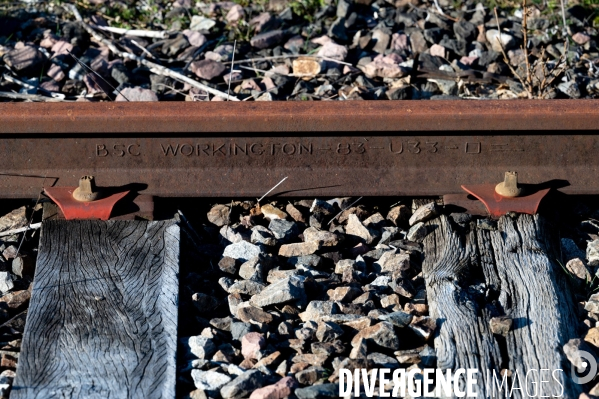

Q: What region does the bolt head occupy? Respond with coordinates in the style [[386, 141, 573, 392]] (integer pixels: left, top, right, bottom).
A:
[[73, 175, 100, 202], [495, 171, 523, 198]]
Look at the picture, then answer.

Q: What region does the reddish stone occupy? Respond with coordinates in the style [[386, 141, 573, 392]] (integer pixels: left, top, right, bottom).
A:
[[249, 377, 297, 399], [190, 59, 226, 80], [241, 332, 265, 360]]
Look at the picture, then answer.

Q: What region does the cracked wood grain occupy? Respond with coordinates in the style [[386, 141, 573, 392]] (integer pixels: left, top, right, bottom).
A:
[[423, 214, 580, 399], [12, 220, 179, 399]]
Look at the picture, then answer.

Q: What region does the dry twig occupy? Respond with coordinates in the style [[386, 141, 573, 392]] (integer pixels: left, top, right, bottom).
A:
[[0, 91, 69, 102], [0, 223, 41, 238], [493, 2, 567, 99], [493, 7, 532, 98], [92, 25, 171, 39]]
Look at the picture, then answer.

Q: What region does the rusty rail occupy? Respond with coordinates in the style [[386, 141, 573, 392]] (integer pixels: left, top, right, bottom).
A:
[[0, 100, 597, 198]]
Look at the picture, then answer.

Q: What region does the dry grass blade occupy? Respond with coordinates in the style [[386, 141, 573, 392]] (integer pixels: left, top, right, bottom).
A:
[[227, 40, 237, 101], [257, 177, 288, 203]]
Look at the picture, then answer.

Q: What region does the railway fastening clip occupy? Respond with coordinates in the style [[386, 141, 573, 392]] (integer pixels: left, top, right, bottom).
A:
[[458, 171, 551, 218]]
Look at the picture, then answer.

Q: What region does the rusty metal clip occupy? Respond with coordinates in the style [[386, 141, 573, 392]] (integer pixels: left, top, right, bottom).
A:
[[460, 172, 551, 218], [45, 176, 129, 220]]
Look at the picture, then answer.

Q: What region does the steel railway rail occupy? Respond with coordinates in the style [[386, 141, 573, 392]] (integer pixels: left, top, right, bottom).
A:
[[0, 100, 596, 199]]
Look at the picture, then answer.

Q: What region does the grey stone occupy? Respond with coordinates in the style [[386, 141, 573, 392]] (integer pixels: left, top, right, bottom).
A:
[[485, 29, 516, 52], [231, 322, 254, 341], [190, 15, 216, 31], [220, 277, 235, 291], [191, 370, 232, 392], [219, 257, 238, 275], [380, 227, 400, 245], [453, 19, 477, 42], [220, 224, 251, 244], [312, 341, 345, 356], [372, 29, 391, 54], [345, 214, 374, 244], [279, 241, 320, 257], [239, 256, 268, 282], [0, 207, 27, 233], [223, 241, 262, 263], [328, 286, 361, 302], [379, 310, 413, 328], [268, 219, 299, 243], [303, 227, 341, 246], [0, 370, 14, 399], [249, 12, 280, 33], [585, 292, 599, 314], [12, 255, 34, 278], [295, 383, 338, 398], [369, 275, 391, 288], [288, 254, 324, 269], [310, 199, 336, 215], [351, 321, 400, 350], [368, 352, 399, 368], [557, 81, 580, 99], [0, 273, 14, 294], [250, 275, 305, 307], [299, 300, 340, 322], [567, 258, 591, 282], [228, 293, 243, 316], [238, 306, 273, 324], [373, 250, 411, 274], [316, 321, 344, 342], [220, 370, 265, 398], [295, 366, 325, 385], [250, 30, 284, 49], [328, 17, 347, 41], [228, 280, 266, 296], [588, 239, 599, 267], [406, 222, 427, 242], [251, 225, 276, 246], [335, 259, 356, 274], [187, 336, 217, 359], [161, 35, 190, 57], [336, 0, 352, 18], [409, 30, 428, 53], [410, 316, 436, 340], [115, 87, 159, 102], [210, 317, 233, 331], [409, 202, 440, 226]]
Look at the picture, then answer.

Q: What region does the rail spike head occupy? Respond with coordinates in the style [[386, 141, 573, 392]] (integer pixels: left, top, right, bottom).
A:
[[73, 175, 101, 202], [495, 171, 523, 198]]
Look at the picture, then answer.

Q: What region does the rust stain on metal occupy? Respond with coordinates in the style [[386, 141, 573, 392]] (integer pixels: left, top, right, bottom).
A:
[[0, 101, 595, 198], [0, 100, 597, 133]]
